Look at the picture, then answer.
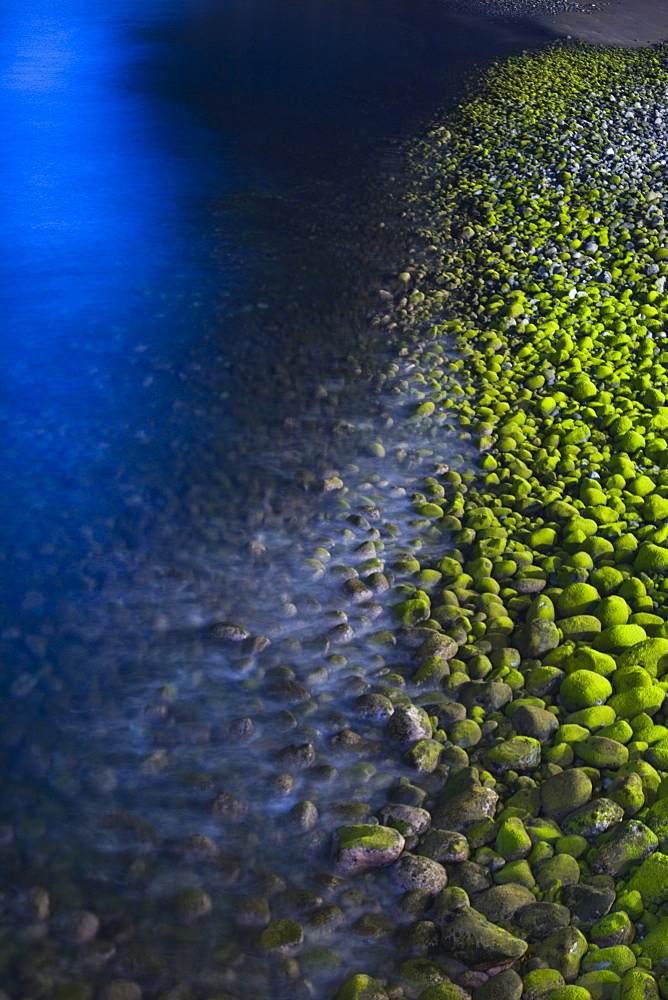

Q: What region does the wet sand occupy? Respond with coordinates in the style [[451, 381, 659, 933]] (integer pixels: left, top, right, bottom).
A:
[[537, 0, 668, 46]]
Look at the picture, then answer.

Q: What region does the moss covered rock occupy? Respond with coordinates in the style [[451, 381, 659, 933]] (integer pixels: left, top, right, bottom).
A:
[[333, 825, 405, 875]]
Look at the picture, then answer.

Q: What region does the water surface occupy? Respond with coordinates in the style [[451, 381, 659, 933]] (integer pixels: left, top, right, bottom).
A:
[[0, 1, 550, 994]]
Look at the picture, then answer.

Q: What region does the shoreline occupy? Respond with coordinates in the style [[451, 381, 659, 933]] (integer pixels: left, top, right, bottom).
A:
[[334, 36, 668, 1000], [534, 0, 668, 46]]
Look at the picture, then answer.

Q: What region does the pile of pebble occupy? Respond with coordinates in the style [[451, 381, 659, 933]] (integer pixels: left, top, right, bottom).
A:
[[5, 37, 668, 1000], [330, 40, 668, 1000], [441, 0, 595, 21]]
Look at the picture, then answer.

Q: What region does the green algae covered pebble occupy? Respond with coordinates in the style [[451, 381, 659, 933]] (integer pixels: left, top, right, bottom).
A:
[[484, 736, 541, 774], [520, 620, 560, 658], [333, 825, 405, 875], [558, 584, 601, 618], [399, 958, 449, 995], [555, 834, 589, 859], [566, 706, 617, 730], [523, 970, 566, 1000], [626, 852, 668, 904], [575, 972, 620, 1000], [638, 921, 668, 973], [495, 816, 532, 860], [548, 989, 592, 1000], [573, 736, 629, 769], [590, 911, 635, 949], [334, 975, 389, 1000], [635, 543, 668, 573], [559, 616, 602, 642], [581, 947, 636, 977], [614, 969, 660, 1000], [608, 685, 665, 719], [594, 625, 649, 653], [547, 983, 592, 1000], [618, 638, 668, 677], [260, 919, 304, 953], [560, 670, 613, 711], [420, 986, 473, 1000], [595, 597, 632, 628], [566, 648, 617, 677]]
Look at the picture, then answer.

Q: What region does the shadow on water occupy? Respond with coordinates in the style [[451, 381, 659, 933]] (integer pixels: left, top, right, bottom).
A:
[[0, 0, 556, 995]]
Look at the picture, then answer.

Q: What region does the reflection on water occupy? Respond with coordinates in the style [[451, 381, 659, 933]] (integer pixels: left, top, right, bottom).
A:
[[0, 0, 548, 994]]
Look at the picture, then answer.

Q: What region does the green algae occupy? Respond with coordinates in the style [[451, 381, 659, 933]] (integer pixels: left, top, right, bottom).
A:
[[334, 38, 668, 1000]]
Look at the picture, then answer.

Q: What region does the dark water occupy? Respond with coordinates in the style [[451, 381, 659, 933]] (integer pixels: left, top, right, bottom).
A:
[[0, 1, 551, 996]]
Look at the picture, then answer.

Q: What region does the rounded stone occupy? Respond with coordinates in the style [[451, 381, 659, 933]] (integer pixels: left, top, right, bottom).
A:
[[389, 853, 447, 894]]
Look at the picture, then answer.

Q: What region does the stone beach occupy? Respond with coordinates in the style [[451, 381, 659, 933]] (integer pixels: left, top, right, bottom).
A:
[[329, 33, 668, 1000], [4, 6, 668, 1000]]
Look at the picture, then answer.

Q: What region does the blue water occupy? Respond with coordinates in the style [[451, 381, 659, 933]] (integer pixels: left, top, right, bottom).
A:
[[0, 1, 551, 994], [1, 0, 550, 624]]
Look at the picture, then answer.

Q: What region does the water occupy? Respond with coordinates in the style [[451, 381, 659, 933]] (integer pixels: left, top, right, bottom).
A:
[[0, 1, 551, 995]]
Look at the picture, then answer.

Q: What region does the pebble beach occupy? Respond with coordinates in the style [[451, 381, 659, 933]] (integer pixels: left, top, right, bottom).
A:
[[4, 3, 668, 1000]]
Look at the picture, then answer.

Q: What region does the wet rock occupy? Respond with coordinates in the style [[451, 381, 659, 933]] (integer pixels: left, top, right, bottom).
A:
[[332, 824, 405, 875], [52, 909, 100, 945], [626, 851, 668, 904], [267, 678, 311, 704], [390, 779, 429, 807], [308, 904, 345, 937], [354, 913, 396, 940], [331, 729, 381, 754], [208, 621, 250, 641], [344, 578, 374, 603], [378, 803, 431, 837], [414, 632, 459, 663], [259, 918, 304, 954], [287, 800, 319, 832], [398, 627, 443, 649], [99, 982, 142, 1000], [353, 693, 395, 723], [83, 765, 119, 796], [174, 887, 213, 924], [405, 738, 443, 772], [211, 790, 248, 821], [417, 829, 470, 864], [389, 854, 448, 894], [174, 833, 220, 861], [438, 908, 528, 970], [276, 742, 316, 769], [474, 970, 523, 1000], [227, 716, 255, 741], [387, 704, 433, 744], [398, 957, 451, 995], [334, 975, 389, 1000], [437, 702, 468, 727], [236, 896, 271, 928], [402, 919, 440, 956], [15, 886, 50, 922], [535, 852, 581, 891]]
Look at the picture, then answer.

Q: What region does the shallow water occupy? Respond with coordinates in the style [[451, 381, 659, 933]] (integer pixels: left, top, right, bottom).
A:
[[1, 0, 550, 994]]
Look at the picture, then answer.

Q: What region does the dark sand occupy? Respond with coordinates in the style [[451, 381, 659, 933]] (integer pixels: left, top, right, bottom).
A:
[[537, 0, 668, 46]]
